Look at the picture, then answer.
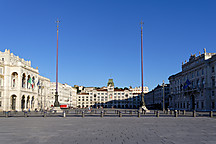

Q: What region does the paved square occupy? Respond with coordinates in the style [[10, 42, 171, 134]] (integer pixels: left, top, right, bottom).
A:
[[0, 117, 216, 144]]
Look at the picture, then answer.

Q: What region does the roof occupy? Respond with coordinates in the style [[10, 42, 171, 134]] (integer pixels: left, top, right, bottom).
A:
[[96, 89, 107, 91], [78, 93, 89, 95]]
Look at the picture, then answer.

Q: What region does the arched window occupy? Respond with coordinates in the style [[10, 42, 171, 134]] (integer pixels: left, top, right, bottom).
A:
[[31, 96, 34, 109], [11, 72, 18, 88], [22, 73, 26, 88], [21, 95, 25, 110]]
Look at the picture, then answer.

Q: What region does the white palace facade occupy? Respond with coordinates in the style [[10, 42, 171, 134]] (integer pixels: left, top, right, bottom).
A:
[[0, 49, 77, 111]]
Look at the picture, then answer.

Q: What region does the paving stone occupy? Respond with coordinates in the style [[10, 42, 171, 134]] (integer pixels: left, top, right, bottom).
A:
[[0, 117, 215, 144]]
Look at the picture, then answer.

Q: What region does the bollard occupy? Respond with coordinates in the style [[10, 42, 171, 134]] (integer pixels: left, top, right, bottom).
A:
[[117, 110, 119, 115], [119, 111, 122, 117], [209, 111, 213, 118], [5, 111, 8, 118], [183, 110, 186, 115], [170, 110, 173, 115], [193, 110, 196, 117], [24, 111, 28, 117], [178, 110, 181, 115], [130, 110, 132, 115], [156, 111, 160, 117], [137, 111, 140, 118], [44, 111, 47, 117], [8, 111, 11, 117], [63, 111, 66, 118], [104, 110, 106, 115], [101, 111, 104, 118], [174, 110, 178, 117], [82, 111, 85, 118], [144, 110, 146, 115]]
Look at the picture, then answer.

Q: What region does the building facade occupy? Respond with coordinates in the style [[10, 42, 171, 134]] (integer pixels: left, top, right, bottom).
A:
[[0, 49, 42, 111], [144, 84, 170, 109], [49, 82, 77, 108], [0, 49, 77, 111], [76, 79, 147, 109], [129, 86, 149, 94], [169, 49, 216, 111]]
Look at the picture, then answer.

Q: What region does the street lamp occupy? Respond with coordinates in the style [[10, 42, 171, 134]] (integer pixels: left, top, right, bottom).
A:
[[162, 80, 165, 112]]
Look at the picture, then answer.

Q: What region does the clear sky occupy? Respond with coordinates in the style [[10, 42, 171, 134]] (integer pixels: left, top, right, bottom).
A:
[[0, 0, 216, 90]]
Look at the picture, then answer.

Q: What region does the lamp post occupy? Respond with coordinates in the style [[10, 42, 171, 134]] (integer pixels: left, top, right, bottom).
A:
[[162, 80, 165, 112], [54, 19, 60, 107]]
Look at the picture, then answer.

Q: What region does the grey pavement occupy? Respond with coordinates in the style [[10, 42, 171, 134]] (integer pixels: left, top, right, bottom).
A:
[[0, 117, 216, 144]]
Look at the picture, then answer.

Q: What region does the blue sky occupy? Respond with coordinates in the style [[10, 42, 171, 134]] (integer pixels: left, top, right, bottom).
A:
[[0, 0, 216, 90]]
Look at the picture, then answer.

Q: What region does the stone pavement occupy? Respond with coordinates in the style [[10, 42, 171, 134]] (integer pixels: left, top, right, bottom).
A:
[[0, 117, 215, 144]]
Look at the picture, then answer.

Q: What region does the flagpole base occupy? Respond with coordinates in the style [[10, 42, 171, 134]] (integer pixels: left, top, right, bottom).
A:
[[54, 92, 60, 107]]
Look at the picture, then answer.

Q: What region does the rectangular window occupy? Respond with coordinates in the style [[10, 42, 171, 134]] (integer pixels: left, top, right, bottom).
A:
[[197, 102, 199, 109], [0, 91, 1, 97], [212, 79, 215, 87], [1, 58, 4, 61], [0, 101, 1, 107], [212, 91, 215, 97], [212, 66, 215, 73], [114, 93, 116, 95], [202, 69, 204, 75], [0, 78, 3, 86], [212, 102, 215, 109], [197, 70, 199, 76], [201, 102, 204, 109], [0, 67, 3, 74]]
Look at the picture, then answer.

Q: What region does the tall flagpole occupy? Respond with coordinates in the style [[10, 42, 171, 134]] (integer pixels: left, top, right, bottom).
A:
[[54, 19, 60, 107], [140, 20, 146, 110]]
